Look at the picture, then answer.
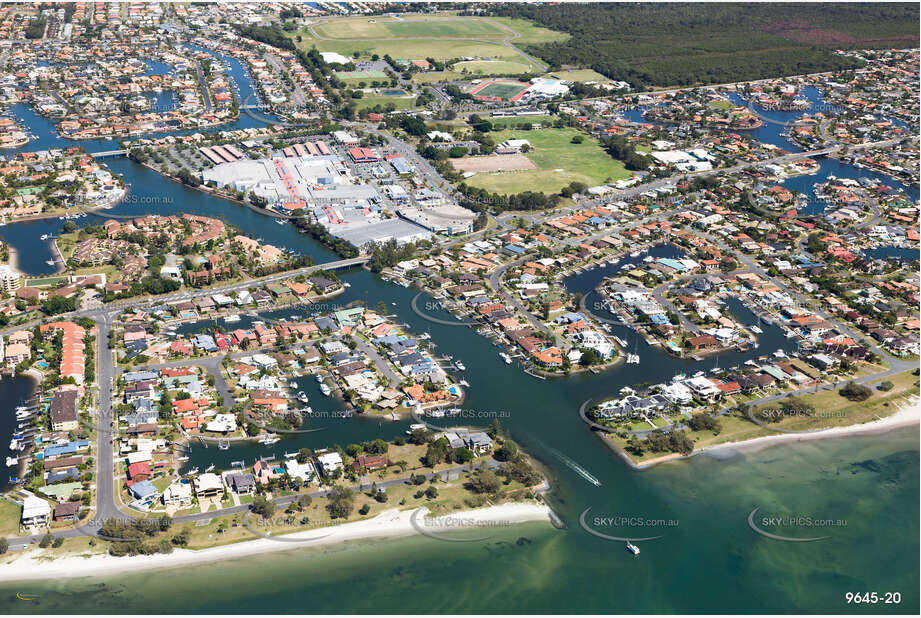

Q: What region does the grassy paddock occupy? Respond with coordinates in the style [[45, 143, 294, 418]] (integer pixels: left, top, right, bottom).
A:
[[307, 38, 521, 63], [464, 128, 631, 194], [313, 15, 510, 40], [453, 60, 535, 76], [545, 69, 611, 82]]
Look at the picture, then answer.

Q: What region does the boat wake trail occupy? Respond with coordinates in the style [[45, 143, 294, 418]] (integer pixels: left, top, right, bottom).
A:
[[541, 443, 602, 487]]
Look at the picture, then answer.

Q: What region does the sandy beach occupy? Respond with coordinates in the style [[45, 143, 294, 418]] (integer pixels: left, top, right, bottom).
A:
[[0, 502, 552, 583], [697, 395, 920, 457], [610, 395, 920, 469]]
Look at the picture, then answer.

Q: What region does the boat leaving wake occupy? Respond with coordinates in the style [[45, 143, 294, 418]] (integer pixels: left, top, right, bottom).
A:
[[541, 444, 602, 487]]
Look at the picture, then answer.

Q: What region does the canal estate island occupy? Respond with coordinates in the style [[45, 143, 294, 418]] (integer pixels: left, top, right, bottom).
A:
[[0, 2, 917, 615]]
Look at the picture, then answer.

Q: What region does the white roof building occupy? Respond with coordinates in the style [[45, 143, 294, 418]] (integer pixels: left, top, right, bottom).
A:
[[205, 414, 237, 434], [163, 481, 193, 506], [284, 458, 316, 483], [126, 451, 153, 465], [317, 451, 343, 475], [193, 472, 224, 496], [21, 494, 51, 528]]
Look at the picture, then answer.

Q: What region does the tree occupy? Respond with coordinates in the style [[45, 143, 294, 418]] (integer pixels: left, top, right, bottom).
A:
[[453, 447, 474, 463], [687, 412, 721, 433], [579, 349, 601, 366], [326, 485, 355, 519], [840, 381, 872, 402], [251, 495, 276, 519], [423, 438, 450, 467], [39, 533, 54, 548], [0, 538, 8, 554], [171, 528, 190, 546], [465, 468, 501, 494], [494, 440, 519, 462]]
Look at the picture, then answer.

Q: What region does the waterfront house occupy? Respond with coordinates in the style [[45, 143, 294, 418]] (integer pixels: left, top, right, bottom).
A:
[[21, 494, 52, 531], [193, 473, 224, 498], [163, 481, 193, 507], [227, 472, 256, 496]]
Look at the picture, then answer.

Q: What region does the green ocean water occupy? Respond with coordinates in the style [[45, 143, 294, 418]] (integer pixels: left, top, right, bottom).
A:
[[2, 427, 917, 614]]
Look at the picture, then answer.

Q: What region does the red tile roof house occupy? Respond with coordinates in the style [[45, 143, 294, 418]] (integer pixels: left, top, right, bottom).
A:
[[170, 340, 193, 356], [253, 459, 281, 485], [127, 461, 151, 481], [352, 455, 391, 472]]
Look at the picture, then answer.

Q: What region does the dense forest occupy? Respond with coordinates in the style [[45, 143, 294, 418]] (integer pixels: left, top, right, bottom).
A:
[[489, 3, 919, 88]]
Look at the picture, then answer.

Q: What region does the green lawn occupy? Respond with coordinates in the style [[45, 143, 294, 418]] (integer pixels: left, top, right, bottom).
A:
[[545, 69, 611, 82], [464, 128, 632, 195], [296, 14, 566, 63], [488, 16, 571, 45], [25, 276, 67, 287], [453, 60, 535, 76], [411, 71, 464, 84], [486, 114, 554, 129], [333, 70, 389, 82], [353, 93, 416, 111], [709, 99, 735, 110], [312, 15, 511, 40], [0, 500, 21, 537], [305, 38, 522, 63]]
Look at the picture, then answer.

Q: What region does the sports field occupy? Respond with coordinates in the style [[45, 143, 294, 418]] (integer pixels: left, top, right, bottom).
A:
[[453, 60, 534, 75], [450, 154, 537, 173], [309, 39, 522, 64], [469, 80, 531, 101], [485, 114, 553, 129], [353, 93, 416, 111], [295, 14, 566, 63], [462, 128, 632, 195], [333, 70, 388, 81], [545, 69, 611, 82], [313, 16, 510, 40]]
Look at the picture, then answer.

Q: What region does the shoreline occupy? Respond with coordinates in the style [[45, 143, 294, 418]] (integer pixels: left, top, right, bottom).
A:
[[0, 502, 552, 582], [692, 395, 921, 459], [603, 395, 920, 470]]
